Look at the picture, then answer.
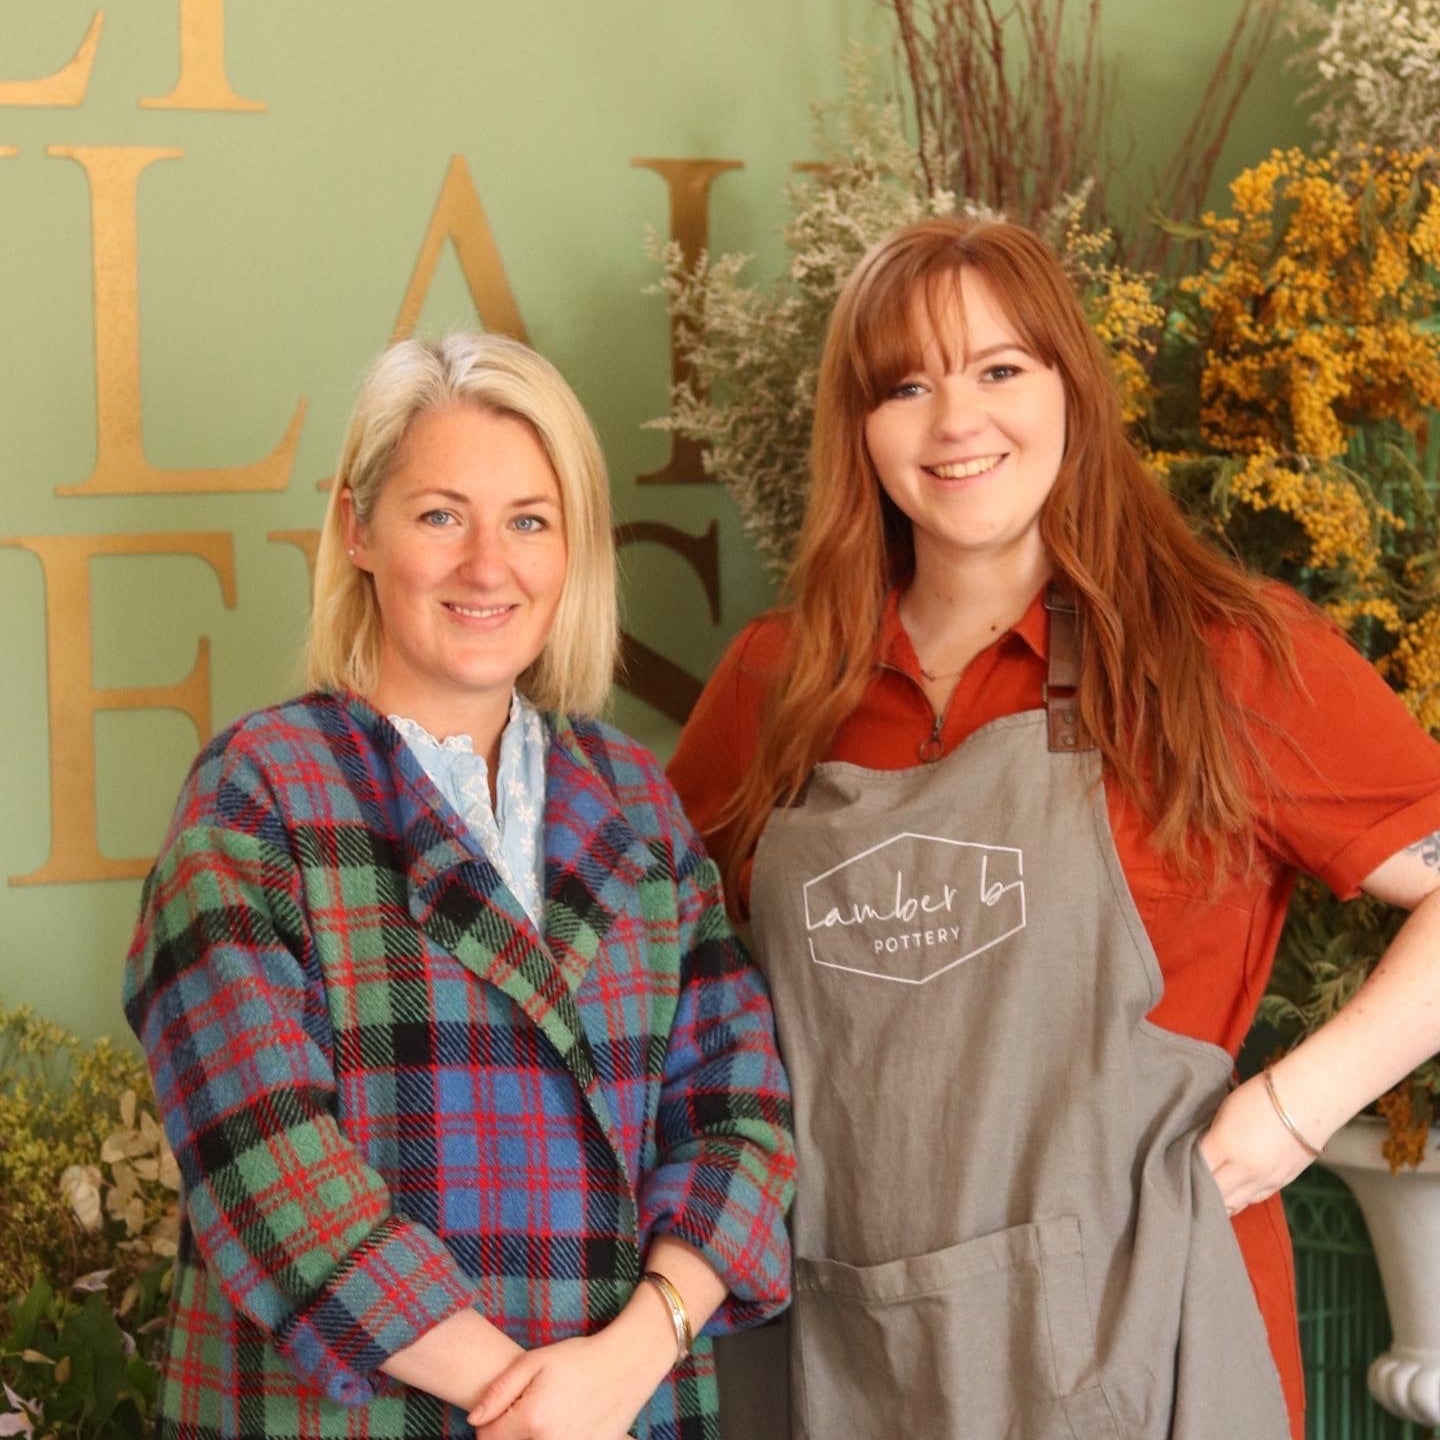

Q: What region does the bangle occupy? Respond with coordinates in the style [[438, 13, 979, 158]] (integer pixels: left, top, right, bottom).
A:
[[640, 1270, 693, 1365], [1263, 1065, 1323, 1160]]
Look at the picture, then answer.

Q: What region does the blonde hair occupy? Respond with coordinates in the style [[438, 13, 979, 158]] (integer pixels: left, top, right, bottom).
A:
[[306, 333, 618, 715]]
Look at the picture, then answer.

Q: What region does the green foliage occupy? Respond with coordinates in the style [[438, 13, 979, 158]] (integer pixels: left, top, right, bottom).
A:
[[2, 1267, 169, 1439], [0, 1008, 177, 1436], [1260, 882, 1407, 1039], [0, 1010, 149, 1300], [1261, 880, 1440, 1168]]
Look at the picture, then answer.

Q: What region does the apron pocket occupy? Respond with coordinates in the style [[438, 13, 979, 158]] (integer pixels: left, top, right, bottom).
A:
[[793, 1214, 1118, 1440]]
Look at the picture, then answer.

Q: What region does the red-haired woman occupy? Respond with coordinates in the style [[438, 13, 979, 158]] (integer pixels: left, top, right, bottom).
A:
[[669, 218, 1440, 1440]]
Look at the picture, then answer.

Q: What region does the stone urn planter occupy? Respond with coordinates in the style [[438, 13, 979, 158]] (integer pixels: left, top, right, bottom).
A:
[[1320, 1115, 1440, 1426]]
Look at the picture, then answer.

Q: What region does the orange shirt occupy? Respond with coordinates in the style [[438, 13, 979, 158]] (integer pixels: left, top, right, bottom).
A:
[[668, 584, 1440, 1440]]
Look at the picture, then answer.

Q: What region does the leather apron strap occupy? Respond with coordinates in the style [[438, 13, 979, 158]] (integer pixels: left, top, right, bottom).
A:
[[1044, 584, 1088, 753]]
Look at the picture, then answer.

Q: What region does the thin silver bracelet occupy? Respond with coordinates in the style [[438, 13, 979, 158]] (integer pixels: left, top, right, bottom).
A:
[[1263, 1065, 1322, 1159]]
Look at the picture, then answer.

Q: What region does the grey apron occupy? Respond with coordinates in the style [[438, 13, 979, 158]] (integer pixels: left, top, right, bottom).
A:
[[717, 594, 1290, 1440]]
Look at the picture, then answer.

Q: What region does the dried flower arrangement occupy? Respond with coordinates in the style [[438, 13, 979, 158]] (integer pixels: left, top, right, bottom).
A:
[[1285, 0, 1440, 156], [652, 0, 1440, 1166], [1142, 132, 1440, 1168]]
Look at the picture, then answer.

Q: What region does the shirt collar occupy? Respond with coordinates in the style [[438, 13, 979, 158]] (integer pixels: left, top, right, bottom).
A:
[[386, 692, 547, 796]]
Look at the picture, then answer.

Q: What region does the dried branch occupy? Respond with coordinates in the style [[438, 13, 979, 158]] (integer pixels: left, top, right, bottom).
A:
[[1138, 0, 1284, 272], [884, 0, 1282, 271], [887, 0, 1112, 228]]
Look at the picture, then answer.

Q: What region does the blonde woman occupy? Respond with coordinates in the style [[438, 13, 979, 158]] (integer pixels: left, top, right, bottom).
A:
[[126, 333, 795, 1440]]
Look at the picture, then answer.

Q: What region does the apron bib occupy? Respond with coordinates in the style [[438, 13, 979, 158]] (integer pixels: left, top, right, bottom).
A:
[[719, 600, 1290, 1440]]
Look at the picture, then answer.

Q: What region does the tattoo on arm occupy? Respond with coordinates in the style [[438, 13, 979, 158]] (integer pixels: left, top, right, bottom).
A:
[[1405, 831, 1440, 871]]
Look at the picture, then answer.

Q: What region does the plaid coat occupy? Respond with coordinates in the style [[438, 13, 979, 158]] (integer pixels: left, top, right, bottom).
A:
[[123, 691, 795, 1440]]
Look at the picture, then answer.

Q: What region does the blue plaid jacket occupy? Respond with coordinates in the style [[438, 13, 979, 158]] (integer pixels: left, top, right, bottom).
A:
[[123, 692, 795, 1440]]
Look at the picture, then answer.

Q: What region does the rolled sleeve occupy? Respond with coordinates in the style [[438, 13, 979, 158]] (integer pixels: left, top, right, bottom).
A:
[[277, 1216, 478, 1404], [1237, 600, 1440, 896]]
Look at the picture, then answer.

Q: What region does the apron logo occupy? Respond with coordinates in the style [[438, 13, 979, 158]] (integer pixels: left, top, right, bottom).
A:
[[802, 832, 1025, 984]]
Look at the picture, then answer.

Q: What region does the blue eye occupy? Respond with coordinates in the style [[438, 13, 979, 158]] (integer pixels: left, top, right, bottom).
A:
[[419, 510, 455, 527], [512, 514, 548, 533]]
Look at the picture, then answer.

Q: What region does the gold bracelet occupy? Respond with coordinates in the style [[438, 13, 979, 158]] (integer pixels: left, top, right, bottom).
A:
[[1263, 1065, 1322, 1160], [640, 1270, 693, 1364]]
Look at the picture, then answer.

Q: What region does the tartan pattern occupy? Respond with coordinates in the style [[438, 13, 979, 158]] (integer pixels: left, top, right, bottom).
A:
[[123, 692, 795, 1440]]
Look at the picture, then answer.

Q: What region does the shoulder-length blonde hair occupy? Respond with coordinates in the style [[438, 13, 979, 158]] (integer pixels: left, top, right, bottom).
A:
[[723, 217, 1293, 888], [306, 332, 618, 716]]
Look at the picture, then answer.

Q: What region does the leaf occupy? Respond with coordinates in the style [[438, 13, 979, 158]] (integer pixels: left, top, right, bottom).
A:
[[125, 1356, 158, 1406], [99, 1135, 129, 1166], [4, 1280, 51, 1354], [1147, 202, 1212, 242], [54, 1296, 126, 1434], [16, 1355, 51, 1370], [119, 1090, 136, 1130]]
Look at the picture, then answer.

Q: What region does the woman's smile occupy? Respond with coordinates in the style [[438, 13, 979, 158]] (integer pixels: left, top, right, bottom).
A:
[[925, 453, 1007, 481], [445, 599, 518, 621]]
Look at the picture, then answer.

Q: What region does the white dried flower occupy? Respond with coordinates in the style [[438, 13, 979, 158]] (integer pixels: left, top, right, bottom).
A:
[[59, 1163, 103, 1233], [95, 1086, 183, 1260], [0, 1383, 40, 1439], [1287, 0, 1440, 153]]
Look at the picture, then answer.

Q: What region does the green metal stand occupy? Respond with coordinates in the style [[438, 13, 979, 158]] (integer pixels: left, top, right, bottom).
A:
[[1285, 1169, 1433, 1439]]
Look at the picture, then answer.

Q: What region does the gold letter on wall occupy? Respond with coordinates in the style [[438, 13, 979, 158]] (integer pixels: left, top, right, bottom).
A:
[[631, 158, 743, 485], [2, 532, 237, 886], [141, 0, 263, 112], [391, 156, 528, 344], [0, 11, 104, 107], [50, 145, 306, 495]]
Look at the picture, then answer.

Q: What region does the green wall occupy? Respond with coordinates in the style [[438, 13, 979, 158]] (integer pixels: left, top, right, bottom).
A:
[[0, 0, 1304, 1045]]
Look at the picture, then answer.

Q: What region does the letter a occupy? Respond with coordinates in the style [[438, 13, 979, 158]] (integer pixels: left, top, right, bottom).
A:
[[390, 155, 527, 343]]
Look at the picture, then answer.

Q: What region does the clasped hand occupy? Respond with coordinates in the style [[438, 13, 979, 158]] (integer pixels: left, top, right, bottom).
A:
[[467, 1319, 673, 1440]]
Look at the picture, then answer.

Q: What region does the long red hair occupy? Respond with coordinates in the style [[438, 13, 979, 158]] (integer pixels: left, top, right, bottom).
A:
[[722, 217, 1293, 893]]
